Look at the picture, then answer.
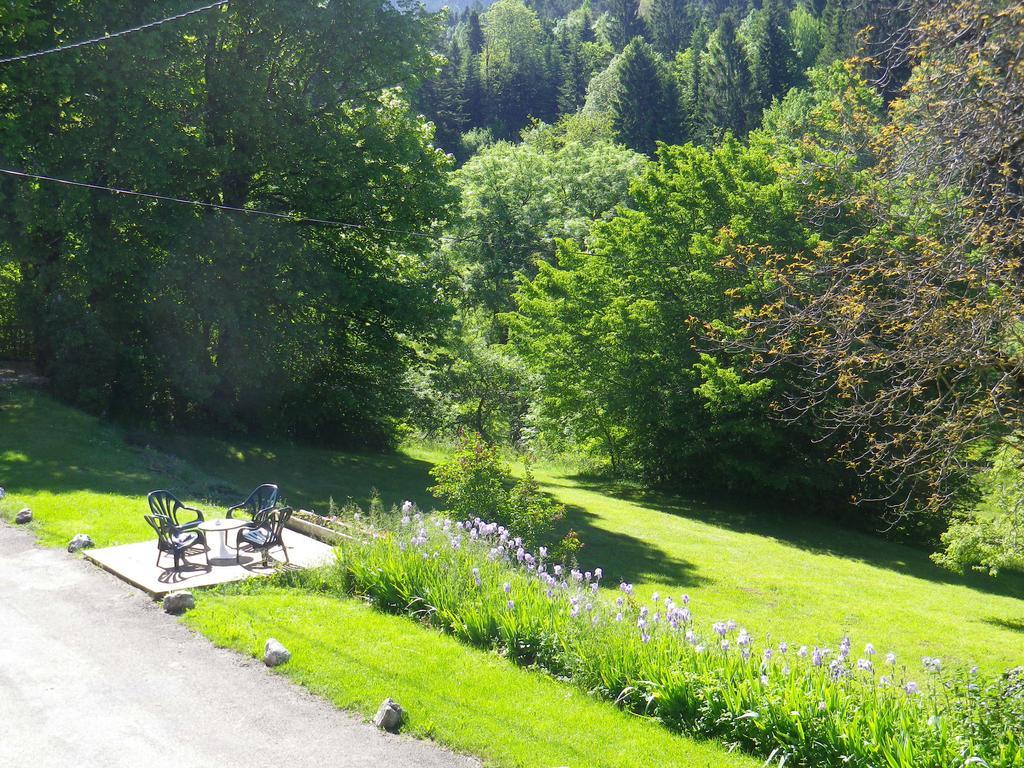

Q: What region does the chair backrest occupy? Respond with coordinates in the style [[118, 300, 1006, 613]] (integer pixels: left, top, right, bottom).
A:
[[148, 490, 183, 523], [144, 513, 174, 547], [261, 507, 292, 545], [242, 484, 279, 517]]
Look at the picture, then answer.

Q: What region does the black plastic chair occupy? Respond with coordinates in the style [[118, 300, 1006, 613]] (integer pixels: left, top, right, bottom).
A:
[[148, 490, 205, 533], [236, 507, 292, 566], [227, 484, 279, 520], [145, 514, 209, 571]]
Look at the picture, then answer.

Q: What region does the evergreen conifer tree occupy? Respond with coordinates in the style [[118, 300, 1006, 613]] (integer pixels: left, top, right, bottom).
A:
[[556, 28, 588, 115], [579, 1, 597, 43], [647, 0, 693, 57], [751, 0, 796, 106], [606, 0, 646, 51], [686, 16, 710, 130], [816, 0, 853, 66], [701, 11, 757, 137], [468, 10, 485, 55], [462, 51, 484, 127], [432, 42, 469, 149], [612, 38, 681, 154]]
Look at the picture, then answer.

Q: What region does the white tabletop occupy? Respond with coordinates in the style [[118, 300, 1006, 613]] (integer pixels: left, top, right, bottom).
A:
[[197, 518, 248, 532]]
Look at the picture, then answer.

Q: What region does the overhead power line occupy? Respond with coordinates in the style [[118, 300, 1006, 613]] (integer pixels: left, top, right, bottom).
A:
[[0, 1, 229, 66], [0, 166, 489, 247]]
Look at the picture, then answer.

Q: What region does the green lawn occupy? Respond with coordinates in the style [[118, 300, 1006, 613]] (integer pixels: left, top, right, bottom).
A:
[[510, 462, 1024, 673], [186, 586, 755, 768], [0, 387, 232, 547], [3, 383, 1024, 676]]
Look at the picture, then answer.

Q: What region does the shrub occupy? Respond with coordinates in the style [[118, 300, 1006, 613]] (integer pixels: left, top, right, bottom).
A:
[[504, 462, 564, 551], [429, 432, 509, 523], [329, 514, 1024, 768], [429, 432, 564, 549]]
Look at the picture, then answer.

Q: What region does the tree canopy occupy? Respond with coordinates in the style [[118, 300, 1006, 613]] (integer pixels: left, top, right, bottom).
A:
[[0, 0, 453, 446]]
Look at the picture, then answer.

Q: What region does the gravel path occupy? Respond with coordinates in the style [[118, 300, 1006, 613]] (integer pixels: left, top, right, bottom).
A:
[[0, 523, 479, 768]]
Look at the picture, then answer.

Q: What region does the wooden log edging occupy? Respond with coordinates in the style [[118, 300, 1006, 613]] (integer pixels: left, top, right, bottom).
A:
[[285, 512, 359, 545]]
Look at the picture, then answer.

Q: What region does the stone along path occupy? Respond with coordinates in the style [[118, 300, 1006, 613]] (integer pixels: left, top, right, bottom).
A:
[[0, 523, 479, 768]]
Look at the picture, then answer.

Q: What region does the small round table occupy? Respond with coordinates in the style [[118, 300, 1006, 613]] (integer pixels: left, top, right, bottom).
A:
[[198, 518, 248, 561]]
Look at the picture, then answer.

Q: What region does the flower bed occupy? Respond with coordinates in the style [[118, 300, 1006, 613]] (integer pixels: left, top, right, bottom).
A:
[[323, 513, 1024, 767]]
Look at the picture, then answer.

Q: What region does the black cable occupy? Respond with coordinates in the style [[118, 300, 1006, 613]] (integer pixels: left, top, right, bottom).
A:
[[0, 1, 229, 66], [0, 166, 489, 247]]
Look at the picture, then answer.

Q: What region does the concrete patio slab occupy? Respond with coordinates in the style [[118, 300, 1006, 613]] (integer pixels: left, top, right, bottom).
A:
[[83, 526, 335, 597]]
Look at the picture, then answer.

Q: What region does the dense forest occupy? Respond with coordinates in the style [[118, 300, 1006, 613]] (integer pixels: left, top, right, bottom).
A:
[[417, 0, 866, 156], [1, 0, 1022, 573]]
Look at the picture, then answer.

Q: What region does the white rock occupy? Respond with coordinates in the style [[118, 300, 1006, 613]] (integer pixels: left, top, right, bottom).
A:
[[67, 534, 94, 553], [264, 638, 291, 667], [373, 698, 404, 733]]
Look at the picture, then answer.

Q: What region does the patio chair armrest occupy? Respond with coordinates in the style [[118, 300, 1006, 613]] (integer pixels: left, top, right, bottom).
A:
[[226, 503, 245, 519], [180, 504, 205, 522], [171, 523, 205, 540]]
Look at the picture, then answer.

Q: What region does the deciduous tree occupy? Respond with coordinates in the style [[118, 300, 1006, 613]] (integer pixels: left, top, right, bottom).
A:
[[0, 0, 454, 446], [747, 2, 1024, 540]]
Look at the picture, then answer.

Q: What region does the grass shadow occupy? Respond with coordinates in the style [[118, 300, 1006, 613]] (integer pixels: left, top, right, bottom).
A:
[[0, 386, 198, 499], [0, 386, 438, 515], [984, 616, 1024, 634], [556, 500, 707, 589], [161, 434, 441, 513], [560, 474, 1024, 601]]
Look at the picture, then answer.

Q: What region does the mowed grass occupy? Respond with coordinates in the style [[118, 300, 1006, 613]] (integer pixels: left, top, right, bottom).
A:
[[0, 387, 233, 547], [4, 385, 1024, 673], [186, 587, 756, 768], [483, 452, 1024, 673]]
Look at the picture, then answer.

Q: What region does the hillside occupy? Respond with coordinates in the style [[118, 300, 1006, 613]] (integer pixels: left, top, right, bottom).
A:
[[3, 385, 1022, 673]]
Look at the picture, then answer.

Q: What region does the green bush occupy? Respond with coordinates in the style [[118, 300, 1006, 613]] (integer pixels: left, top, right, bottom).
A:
[[429, 432, 564, 549], [504, 463, 564, 552], [429, 432, 510, 524]]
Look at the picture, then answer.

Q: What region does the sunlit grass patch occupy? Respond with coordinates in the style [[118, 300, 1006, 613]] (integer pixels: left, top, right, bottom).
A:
[[185, 586, 755, 768]]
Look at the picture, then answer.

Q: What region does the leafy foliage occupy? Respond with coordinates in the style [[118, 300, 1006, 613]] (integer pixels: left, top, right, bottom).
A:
[[747, 4, 1024, 543], [429, 431, 511, 524], [410, 115, 645, 444], [934, 444, 1024, 576], [447, 114, 646, 315], [428, 431, 564, 548], [508, 138, 839, 500], [0, 0, 454, 447]]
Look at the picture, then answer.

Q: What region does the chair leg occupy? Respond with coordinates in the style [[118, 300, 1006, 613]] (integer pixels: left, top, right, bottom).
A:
[[280, 541, 290, 564]]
